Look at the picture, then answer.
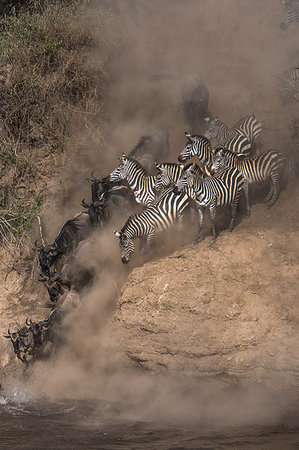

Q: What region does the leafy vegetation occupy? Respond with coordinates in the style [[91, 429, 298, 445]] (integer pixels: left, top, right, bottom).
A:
[[0, 0, 113, 246]]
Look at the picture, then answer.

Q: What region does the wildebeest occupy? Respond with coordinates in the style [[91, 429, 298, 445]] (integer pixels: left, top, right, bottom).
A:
[[128, 129, 170, 175], [81, 175, 134, 228], [39, 238, 97, 303], [36, 211, 93, 276], [3, 312, 55, 364], [181, 75, 210, 135]]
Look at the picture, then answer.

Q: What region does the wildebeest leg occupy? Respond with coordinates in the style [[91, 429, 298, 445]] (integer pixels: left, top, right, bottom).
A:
[[193, 205, 204, 245]]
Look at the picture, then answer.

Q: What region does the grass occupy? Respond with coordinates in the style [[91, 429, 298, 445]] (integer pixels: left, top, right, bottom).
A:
[[0, 0, 115, 247]]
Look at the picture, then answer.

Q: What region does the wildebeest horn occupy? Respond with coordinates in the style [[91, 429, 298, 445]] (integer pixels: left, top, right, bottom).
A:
[[38, 274, 48, 282], [34, 240, 41, 249], [25, 318, 33, 327], [81, 198, 90, 208]]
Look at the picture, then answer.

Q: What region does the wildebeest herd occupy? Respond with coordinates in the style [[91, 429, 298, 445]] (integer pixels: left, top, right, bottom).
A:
[[4, 62, 291, 365]]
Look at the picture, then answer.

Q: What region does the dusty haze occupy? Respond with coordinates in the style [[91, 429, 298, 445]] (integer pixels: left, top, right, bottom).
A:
[[4, 0, 299, 434]]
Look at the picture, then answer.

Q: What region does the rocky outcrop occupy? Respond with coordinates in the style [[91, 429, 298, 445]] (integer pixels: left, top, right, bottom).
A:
[[113, 185, 299, 391]]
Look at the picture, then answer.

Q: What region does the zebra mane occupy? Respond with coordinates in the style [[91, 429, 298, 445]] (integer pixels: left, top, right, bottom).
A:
[[124, 155, 148, 175], [121, 214, 138, 234]]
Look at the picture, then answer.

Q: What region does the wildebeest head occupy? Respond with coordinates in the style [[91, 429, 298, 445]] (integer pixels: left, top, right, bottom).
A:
[[3, 326, 34, 363], [114, 230, 135, 264], [36, 241, 59, 276], [39, 272, 66, 302]]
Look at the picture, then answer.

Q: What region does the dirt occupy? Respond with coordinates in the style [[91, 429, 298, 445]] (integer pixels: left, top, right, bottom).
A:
[[113, 179, 299, 391]]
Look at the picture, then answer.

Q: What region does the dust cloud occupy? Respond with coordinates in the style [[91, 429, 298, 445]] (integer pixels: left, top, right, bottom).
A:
[[10, 0, 298, 433]]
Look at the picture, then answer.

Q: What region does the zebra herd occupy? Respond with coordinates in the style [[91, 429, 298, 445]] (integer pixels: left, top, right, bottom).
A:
[[112, 116, 285, 264]]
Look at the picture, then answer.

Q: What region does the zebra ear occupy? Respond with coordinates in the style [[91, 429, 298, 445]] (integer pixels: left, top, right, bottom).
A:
[[114, 231, 121, 238], [185, 132, 192, 141], [180, 164, 184, 169], [204, 117, 210, 123], [155, 162, 161, 170]]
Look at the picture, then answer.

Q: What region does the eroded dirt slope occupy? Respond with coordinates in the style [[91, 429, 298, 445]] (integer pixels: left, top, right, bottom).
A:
[[114, 181, 299, 391]]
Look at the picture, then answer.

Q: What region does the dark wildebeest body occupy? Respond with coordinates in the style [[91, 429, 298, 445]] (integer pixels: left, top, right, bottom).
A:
[[128, 130, 170, 175], [38, 212, 93, 276], [40, 239, 96, 302], [3, 312, 55, 364], [181, 75, 210, 135]]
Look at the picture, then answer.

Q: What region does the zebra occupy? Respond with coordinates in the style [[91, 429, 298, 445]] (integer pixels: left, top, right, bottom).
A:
[[175, 164, 244, 244], [114, 190, 190, 263], [211, 148, 285, 214], [110, 154, 157, 206], [280, 0, 299, 30], [204, 116, 262, 155], [178, 133, 213, 167], [282, 67, 299, 101]]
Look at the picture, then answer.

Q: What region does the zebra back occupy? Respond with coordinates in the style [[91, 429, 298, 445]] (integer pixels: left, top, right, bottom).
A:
[[232, 115, 262, 145], [179, 164, 244, 208], [121, 190, 190, 239], [212, 148, 285, 184]]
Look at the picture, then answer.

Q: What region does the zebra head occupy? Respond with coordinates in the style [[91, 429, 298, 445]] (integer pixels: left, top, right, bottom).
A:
[[155, 162, 184, 190], [212, 148, 227, 172], [175, 164, 194, 193], [178, 132, 212, 164], [204, 117, 224, 140], [110, 154, 129, 182], [114, 230, 135, 264]]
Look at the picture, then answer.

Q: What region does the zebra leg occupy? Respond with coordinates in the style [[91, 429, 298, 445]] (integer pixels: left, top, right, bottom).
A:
[[177, 212, 185, 232], [139, 231, 155, 254], [229, 195, 240, 233], [193, 205, 204, 245], [243, 181, 250, 216], [209, 203, 217, 243], [264, 182, 274, 204], [267, 173, 280, 208]]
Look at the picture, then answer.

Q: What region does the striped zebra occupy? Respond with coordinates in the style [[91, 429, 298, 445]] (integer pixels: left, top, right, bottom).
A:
[[155, 162, 213, 192], [178, 133, 213, 167], [176, 164, 244, 244], [204, 116, 262, 155], [280, 0, 299, 30], [114, 190, 190, 263], [110, 155, 157, 206], [212, 148, 285, 214], [283, 67, 299, 101]]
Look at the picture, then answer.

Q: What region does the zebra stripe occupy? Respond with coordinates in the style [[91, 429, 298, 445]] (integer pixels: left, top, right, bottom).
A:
[[114, 190, 190, 263], [283, 68, 299, 101], [110, 155, 157, 206], [204, 116, 262, 155], [178, 133, 213, 165], [280, 0, 299, 30], [176, 165, 244, 243], [212, 148, 285, 214]]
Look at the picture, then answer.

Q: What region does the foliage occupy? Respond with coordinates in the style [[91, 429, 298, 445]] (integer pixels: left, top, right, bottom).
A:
[[0, 0, 113, 245]]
